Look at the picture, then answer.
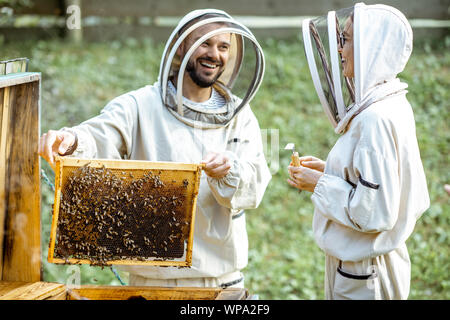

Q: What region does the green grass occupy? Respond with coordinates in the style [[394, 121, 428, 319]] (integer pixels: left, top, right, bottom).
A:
[[2, 34, 448, 299]]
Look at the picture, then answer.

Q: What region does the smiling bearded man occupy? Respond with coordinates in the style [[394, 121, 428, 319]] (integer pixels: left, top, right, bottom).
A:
[[182, 23, 230, 88], [39, 9, 271, 288]]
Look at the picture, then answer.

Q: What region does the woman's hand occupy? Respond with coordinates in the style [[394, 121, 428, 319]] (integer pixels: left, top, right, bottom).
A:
[[287, 155, 325, 192], [287, 165, 324, 192], [201, 152, 231, 179], [298, 156, 325, 172]]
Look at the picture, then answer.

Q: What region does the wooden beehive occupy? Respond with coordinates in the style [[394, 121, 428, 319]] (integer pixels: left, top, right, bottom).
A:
[[48, 156, 203, 267], [65, 286, 249, 300], [0, 72, 41, 282], [0, 281, 249, 300]]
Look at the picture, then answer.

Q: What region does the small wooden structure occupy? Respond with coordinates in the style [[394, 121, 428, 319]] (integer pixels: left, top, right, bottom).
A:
[[0, 72, 41, 283], [0, 71, 250, 300]]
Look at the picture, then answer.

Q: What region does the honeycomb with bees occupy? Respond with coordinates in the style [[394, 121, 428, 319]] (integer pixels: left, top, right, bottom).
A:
[[48, 157, 203, 267]]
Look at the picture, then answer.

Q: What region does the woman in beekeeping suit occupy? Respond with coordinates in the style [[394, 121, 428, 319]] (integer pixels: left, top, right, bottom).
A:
[[287, 3, 430, 299]]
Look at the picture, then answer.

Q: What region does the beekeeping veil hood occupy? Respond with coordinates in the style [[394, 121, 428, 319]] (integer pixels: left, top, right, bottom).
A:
[[302, 2, 412, 133], [158, 9, 265, 129]]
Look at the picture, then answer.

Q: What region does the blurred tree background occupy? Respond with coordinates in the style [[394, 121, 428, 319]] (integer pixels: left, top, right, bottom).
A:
[[1, 0, 449, 299]]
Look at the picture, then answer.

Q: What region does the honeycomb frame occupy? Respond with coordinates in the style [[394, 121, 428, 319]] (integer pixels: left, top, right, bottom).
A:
[[47, 156, 203, 267]]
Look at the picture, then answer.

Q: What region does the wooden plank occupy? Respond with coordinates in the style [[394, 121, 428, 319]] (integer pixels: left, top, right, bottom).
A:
[[81, 23, 303, 43], [49, 257, 190, 267], [186, 166, 202, 265], [82, 25, 174, 43], [82, 24, 450, 43], [46, 290, 67, 300], [57, 156, 203, 171], [67, 285, 247, 300], [80, 0, 449, 19], [2, 83, 22, 280], [69, 286, 219, 300], [0, 85, 10, 279], [0, 23, 447, 44], [82, 0, 154, 17], [7, 0, 449, 19], [0, 280, 25, 295], [14, 0, 63, 15], [0, 73, 41, 89], [47, 157, 62, 265], [0, 86, 3, 142], [0, 27, 62, 43], [215, 288, 248, 300], [0, 281, 66, 300], [1, 77, 41, 282]]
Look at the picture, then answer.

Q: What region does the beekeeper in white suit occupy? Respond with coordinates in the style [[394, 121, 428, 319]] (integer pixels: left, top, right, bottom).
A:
[[287, 3, 429, 299], [39, 9, 271, 288]]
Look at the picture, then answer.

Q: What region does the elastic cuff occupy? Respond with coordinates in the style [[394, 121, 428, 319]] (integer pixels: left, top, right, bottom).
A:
[[215, 151, 240, 187], [313, 173, 327, 195]]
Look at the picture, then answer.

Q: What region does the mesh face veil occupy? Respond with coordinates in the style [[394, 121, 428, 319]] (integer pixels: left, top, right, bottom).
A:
[[302, 5, 357, 128], [158, 9, 265, 129], [302, 3, 412, 132]]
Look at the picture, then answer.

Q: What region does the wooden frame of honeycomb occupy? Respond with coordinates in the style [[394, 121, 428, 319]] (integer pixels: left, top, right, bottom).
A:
[[48, 156, 203, 267]]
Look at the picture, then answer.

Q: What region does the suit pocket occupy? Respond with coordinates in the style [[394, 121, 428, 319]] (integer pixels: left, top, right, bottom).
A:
[[334, 265, 381, 300], [349, 177, 379, 229]]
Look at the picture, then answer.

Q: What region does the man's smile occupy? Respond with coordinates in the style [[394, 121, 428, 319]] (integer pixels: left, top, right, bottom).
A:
[[198, 59, 222, 70]]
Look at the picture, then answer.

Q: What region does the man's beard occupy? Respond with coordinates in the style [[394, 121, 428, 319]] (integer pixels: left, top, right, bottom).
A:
[[186, 58, 225, 88]]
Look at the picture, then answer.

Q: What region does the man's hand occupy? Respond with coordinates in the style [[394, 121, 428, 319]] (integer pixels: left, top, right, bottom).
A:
[[39, 130, 76, 170], [201, 152, 231, 179]]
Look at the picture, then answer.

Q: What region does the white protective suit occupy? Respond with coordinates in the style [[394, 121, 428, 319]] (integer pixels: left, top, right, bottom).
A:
[[63, 9, 272, 287], [303, 3, 430, 299]]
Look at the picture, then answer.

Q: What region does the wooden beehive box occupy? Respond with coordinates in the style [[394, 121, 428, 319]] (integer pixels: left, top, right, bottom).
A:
[[48, 156, 203, 267], [0, 72, 41, 283], [0, 281, 248, 300], [65, 286, 249, 300]]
